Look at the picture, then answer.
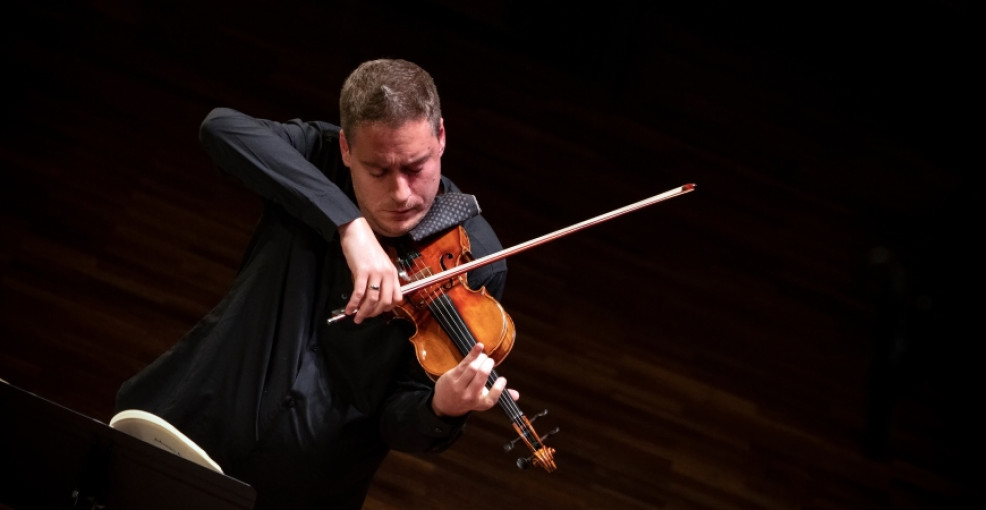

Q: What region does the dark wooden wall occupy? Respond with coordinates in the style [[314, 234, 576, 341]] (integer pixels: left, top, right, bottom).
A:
[[2, 1, 981, 508]]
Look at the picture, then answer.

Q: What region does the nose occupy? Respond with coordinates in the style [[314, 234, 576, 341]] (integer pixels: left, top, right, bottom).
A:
[[389, 172, 412, 204]]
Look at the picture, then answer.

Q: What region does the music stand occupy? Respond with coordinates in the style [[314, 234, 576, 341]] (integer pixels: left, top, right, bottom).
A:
[[0, 381, 256, 509]]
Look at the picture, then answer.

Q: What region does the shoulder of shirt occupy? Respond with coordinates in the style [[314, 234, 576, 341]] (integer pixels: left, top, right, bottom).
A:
[[311, 120, 341, 139]]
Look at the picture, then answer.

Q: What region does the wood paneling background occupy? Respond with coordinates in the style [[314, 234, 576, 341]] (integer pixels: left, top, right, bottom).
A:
[[2, 1, 981, 508]]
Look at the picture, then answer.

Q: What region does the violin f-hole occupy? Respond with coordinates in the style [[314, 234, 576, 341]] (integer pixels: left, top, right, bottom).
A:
[[439, 252, 455, 290]]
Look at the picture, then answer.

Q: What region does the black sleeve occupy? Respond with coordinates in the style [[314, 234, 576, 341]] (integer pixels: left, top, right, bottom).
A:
[[377, 380, 469, 453], [198, 107, 361, 240]]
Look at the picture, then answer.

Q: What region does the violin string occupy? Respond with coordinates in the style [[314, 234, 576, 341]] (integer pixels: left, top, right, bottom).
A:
[[428, 286, 528, 428], [402, 252, 476, 357], [403, 251, 484, 371]]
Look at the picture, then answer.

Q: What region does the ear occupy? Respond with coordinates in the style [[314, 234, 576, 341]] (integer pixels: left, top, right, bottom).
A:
[[339, 129, 352, 167], [437, 118, 446, 154]]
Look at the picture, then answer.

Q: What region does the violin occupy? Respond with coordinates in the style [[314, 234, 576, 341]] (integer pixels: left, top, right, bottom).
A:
[[327, 183, 696, 473], [389, 224, 558, 472]]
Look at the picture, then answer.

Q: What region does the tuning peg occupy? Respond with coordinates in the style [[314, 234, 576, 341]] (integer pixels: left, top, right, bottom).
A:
[[502, 409, 550, 452]]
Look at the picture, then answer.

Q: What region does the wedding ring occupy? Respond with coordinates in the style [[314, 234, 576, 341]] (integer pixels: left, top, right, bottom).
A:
[[369, 284, 380, 291]]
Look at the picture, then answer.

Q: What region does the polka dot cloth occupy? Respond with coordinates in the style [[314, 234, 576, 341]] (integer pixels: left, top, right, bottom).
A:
[[408, 193, 481, 241]]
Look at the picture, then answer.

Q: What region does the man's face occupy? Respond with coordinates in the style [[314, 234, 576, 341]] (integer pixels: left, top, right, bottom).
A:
[[341, 118, 445, 238]]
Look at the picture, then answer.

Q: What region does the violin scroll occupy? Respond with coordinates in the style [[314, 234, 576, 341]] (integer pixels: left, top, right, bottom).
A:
[[516, 430, 560, 471], [503, 409, 559, 472]]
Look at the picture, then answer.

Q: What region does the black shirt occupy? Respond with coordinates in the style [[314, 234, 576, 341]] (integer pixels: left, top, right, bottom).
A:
[[115, 107, 507, 509]]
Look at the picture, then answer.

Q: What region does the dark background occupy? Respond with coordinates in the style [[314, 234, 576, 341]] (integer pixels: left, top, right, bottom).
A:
[[2, 1, 981, 508]]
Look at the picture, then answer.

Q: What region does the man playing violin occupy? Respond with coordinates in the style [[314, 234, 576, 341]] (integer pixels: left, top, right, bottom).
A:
[[115, 58, 513, 510]]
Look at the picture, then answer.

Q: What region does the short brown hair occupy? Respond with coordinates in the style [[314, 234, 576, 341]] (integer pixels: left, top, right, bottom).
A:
[[339, 59, 442, 144]]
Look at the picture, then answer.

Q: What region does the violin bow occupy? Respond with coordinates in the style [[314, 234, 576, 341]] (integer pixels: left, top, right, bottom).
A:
[[327, 183, 696, 324]]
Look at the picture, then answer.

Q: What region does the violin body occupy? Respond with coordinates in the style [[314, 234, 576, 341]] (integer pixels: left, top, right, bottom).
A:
[[391, 225, 516, 380]]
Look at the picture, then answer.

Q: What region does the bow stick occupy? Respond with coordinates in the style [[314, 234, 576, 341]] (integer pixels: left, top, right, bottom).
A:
[[327, 183, 695, 324]]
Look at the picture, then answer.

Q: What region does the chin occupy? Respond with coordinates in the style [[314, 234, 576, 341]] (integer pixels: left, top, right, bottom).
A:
[[376, 222, 414, 239], [372, 211, 425, 239]]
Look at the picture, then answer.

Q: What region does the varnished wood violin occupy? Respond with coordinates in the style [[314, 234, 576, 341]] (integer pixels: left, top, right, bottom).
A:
[[389, 223, 558, 472]]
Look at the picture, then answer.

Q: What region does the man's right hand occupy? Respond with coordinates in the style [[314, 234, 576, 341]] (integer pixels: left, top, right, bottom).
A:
[[338, 218, 402, 323]]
